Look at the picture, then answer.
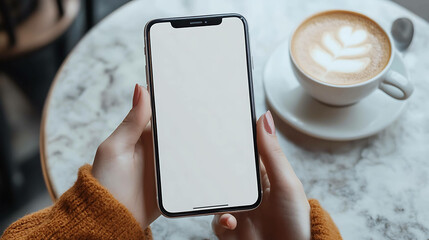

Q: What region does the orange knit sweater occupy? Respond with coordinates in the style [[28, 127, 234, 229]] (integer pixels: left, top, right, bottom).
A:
[[1, 165, 342, 239]]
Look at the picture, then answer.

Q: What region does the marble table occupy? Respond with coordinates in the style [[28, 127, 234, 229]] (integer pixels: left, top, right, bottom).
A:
[[41, 0, 429, 239]]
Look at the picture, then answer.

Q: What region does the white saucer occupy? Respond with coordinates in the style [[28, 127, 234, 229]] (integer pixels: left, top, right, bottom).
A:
[[263, 41, 408, 141]]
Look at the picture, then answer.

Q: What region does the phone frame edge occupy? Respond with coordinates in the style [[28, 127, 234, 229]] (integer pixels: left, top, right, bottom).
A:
[[144, 13, 262, 218]]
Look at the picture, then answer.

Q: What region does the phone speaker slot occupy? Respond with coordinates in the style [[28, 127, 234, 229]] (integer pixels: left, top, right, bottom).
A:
[[171, 17, 222, 28]]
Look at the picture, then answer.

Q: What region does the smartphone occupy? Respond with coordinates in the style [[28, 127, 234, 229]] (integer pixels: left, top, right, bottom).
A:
[[144, 14, 261, 217]]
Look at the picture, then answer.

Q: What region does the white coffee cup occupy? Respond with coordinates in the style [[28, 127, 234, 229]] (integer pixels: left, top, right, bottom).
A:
[[289, 10, 414, 106]]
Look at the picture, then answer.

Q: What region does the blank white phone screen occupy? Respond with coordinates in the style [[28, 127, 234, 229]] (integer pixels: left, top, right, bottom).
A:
[[149, 17, 259, 214]]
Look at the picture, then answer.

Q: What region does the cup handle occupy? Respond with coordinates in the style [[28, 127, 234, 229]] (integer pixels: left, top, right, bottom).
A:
[[379, 71, 414, 100]]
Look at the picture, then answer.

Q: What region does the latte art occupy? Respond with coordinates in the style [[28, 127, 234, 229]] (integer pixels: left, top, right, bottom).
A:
[[291, 11, 391, 85], [311, 26, 371, 74]]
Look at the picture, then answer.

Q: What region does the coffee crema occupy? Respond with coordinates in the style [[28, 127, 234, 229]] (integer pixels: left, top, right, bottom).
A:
[[291, 10, 391, 85]]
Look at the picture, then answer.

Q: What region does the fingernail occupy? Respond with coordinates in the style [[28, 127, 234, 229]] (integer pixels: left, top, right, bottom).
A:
[[263, 110, 275, 135], [226, 218, 233, 229], [132, 84, 141, 107], [222, 218, 231, 229]]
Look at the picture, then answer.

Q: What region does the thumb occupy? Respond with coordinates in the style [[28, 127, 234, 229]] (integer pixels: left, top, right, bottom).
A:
[[211, 214, 237, 236], [109, 84, 151, 147], [256, 111, 298, 188]]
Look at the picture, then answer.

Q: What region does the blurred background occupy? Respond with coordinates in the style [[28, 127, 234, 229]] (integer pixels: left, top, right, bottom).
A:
[[0, 0, 427, 233]]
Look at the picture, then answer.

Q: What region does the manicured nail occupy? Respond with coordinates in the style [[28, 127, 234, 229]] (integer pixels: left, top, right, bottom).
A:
[[222, 218, 231, 229], [132, 84, 141, 107], [226, 218, 233, 229], [263, 110, 275, 135]]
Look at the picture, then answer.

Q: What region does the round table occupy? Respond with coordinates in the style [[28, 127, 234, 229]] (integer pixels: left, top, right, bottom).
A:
[[41, 0, 429, 238]]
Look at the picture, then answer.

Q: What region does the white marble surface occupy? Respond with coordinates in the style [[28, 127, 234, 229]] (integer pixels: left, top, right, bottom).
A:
[[43, 0, 429, 239]]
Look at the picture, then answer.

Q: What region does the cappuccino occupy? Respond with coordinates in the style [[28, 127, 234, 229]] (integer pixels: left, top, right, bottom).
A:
[[291, 11, 391, 85]]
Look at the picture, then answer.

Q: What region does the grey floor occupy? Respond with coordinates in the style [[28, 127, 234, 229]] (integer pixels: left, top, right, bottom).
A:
[[0, 0, 428, 235], [393, 0, 429, 21]]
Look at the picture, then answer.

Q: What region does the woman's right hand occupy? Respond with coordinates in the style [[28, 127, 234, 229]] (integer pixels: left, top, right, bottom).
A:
[[212, 111, 311, 240]]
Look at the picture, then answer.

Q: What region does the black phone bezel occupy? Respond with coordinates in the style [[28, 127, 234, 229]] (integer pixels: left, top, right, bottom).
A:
[[144, 13, 262, 217]]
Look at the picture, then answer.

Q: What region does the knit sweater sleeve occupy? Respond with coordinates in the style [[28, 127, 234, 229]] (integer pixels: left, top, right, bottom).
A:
[[2, 165, 340, 239], [1, 165, 152, 240], [309, 199, 342, 240]]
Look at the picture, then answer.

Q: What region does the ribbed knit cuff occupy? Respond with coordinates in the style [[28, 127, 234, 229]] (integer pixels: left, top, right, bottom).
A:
[[51, 164, 152, 239], [309, 199, 342, 240]]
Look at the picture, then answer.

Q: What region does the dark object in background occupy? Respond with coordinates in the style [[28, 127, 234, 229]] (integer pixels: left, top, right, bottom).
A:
[[0, 0, 80, 109], [0, 105, 13, 205], [0, 0, 131, 232], [0, 0, 81, 217], [0, 0, 38, 26], [0, 0, 38, 46], [85, 0, 93, 31], [391, 17, 414, 51]]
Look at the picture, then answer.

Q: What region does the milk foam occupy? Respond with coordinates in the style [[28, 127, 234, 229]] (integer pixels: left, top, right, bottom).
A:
[[310, 25, 372, 74], [291, 11, 391, 85]]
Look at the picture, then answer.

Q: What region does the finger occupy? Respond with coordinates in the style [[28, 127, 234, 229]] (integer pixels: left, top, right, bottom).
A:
[[256, 111, 297, 188], [109, 84, 151, 147], [141, 123, 161, 221], [259, 159, 267, 176], [212, 214, 237, 235], [259, 160, 270, 190]]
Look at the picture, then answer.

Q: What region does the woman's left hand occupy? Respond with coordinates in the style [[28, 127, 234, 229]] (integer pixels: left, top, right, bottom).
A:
[[92, 84, 160, 230]]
